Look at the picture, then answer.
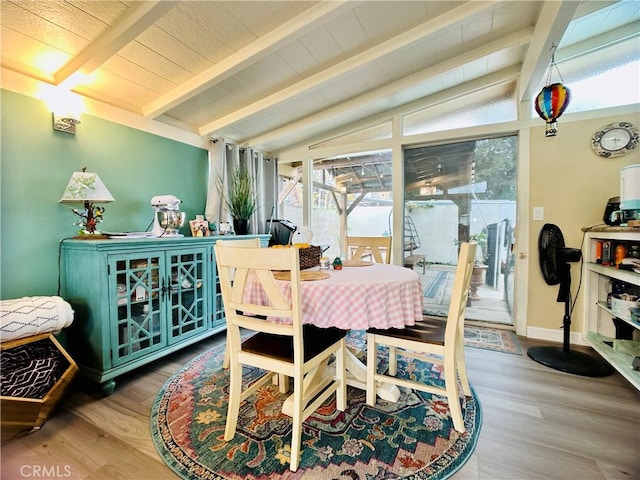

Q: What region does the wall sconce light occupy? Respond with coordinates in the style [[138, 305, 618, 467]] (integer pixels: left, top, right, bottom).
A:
[[53, 112, 81, 134], [46, 88, 84, 134], [59, 168, 115, 237]]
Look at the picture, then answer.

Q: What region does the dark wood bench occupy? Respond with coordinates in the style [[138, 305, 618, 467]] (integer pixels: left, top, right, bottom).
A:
[[404, 254, 426, 274]]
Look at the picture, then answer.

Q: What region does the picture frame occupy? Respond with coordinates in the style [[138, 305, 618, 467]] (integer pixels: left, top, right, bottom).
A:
[[189, 219, 210, 237]]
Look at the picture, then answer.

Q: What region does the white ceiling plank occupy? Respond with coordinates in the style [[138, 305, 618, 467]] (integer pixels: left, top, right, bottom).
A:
[[135, 27, 210, 75], [7, 0, 109, 39], [277, 41, 323, 76], [153, 7, 224, 63], [117, 39, 191, 84], [2, 2, 91, 57], [101, 54, 176, 94], [235, 28, 533, 145], [241, 28, 531, 149], [54, 1, 180, 88], [252, 47, 524, 151], [198, 0, 502, 136], [517, 0, 579, 103], [298, 25, 344, 65], [177, 2, 252, 57], [142, 1, 357, 118], [65, 1, 128, 24], [0, 28, 69, 79], [323, 9, 369, 55]]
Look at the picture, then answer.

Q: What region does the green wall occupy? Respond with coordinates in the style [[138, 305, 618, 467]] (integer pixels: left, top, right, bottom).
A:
[[0, 89, 209, 299]]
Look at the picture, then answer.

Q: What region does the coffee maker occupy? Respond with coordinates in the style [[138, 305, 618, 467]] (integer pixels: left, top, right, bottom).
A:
[[604, 196, 620, 225]]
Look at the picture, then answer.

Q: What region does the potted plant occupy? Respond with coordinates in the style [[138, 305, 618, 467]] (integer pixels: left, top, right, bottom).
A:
[[469, 231, 488, 300], [225, 165, 256, 235], [469, 231, 488, 264]]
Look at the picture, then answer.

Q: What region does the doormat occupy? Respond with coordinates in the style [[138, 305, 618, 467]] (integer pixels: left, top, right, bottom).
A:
[[423, 270, 450, 301], [463, 325, 521, 355]]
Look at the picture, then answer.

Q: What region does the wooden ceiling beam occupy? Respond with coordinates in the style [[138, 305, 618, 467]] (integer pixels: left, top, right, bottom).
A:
[[55, 1, 179, 89], [517, 0, 579, 102]]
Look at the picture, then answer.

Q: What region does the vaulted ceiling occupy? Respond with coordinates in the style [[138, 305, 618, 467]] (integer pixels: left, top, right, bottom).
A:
[[1, 1, 638, 153]]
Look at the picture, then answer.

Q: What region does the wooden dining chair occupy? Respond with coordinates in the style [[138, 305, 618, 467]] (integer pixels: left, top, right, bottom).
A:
[[216, 237, 262, 370], [214, 242, 347, 472], [366, 241, 477, 433], [346, 236, 392, 263]]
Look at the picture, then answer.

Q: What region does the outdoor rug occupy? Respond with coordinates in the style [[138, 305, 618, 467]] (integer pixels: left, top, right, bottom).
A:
[[151, 333, 482, 480], [421, 270, 451, 318]]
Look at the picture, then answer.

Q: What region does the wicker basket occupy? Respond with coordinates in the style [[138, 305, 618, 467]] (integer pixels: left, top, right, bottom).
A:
[[298, 245, 322, 270], [1, 333, 78, 443]]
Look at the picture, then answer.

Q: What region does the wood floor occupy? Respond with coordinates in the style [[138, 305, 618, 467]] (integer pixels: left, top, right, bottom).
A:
[[2, 332, 638, 480]]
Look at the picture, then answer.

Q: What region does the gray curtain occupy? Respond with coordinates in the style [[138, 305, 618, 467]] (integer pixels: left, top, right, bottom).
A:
[[242, 148, 278, 235], [205, 138, 225, 225], [205, 139, 240, 228], [206, 139, 277, 235]]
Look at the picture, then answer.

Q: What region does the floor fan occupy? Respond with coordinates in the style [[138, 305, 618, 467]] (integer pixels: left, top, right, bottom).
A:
[[527, 223, 612, 376]]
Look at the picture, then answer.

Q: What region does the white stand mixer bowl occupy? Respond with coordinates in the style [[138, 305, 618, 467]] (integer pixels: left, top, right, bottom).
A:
[[153, 210, 185, 237]]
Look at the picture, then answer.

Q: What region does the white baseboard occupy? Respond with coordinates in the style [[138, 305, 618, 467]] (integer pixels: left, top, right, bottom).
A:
[[526, 327, 589, 346]]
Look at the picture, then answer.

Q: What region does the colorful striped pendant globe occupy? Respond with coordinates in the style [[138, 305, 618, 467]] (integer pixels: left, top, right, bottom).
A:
[[535, 83, 571, 137]]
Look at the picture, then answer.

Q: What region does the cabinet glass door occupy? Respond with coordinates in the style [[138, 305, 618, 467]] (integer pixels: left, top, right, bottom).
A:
[[167, 248, 208, 344], [212, 280, 225, 329], [109, 253, 165, 365]]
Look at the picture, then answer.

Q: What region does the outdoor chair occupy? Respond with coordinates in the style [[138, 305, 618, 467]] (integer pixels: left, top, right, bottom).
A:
[[214, 242, 347, 472], [346, 236, 392, 264], [366, 241, 477, 433]]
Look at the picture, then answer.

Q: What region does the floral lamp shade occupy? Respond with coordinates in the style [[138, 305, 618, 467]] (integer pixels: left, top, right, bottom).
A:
[[59, 170, 115, 235]]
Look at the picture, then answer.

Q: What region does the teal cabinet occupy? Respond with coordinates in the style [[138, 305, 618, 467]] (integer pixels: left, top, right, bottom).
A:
[[61, 235, 269, 394]]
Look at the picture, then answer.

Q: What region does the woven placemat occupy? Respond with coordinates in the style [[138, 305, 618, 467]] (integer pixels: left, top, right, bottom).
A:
[[343, 260, 374, 267], [273, 271, 331, 281]]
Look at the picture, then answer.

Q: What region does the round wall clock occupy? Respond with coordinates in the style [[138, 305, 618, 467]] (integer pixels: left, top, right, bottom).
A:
[[591, 122, 639, 158]]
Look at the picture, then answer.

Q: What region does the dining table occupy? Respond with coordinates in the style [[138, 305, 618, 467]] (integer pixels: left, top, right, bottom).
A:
[[243, 261, 424, 412]]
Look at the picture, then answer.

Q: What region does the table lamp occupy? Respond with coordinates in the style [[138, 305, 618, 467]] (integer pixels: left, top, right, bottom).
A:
[[59, 168, 115, 237]]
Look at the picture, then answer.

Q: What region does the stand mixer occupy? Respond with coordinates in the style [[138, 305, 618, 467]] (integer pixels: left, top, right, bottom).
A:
[[151, 195, 186, 237]]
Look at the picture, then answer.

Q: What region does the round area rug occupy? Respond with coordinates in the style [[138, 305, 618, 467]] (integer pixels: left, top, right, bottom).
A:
[[150, 332, 481, 479]]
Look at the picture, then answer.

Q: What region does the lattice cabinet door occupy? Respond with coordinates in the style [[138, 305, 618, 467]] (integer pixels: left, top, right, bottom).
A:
[[108, 252, 166, 366], [212, 280, 225, 330], [166, 247, 209, 344]]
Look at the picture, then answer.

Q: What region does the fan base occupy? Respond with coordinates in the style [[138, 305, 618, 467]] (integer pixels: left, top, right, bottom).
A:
[[527, 346, 613, 377]]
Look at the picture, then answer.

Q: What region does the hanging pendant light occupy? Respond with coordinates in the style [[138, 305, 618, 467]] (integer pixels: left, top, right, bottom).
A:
[[535, 45, 571, 137]]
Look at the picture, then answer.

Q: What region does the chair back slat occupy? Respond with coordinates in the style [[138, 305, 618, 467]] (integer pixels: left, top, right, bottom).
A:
[[215, 242, 303, 340], [231, 314, 293, 336], [346, 236, 392, 264], [445, 241, 477, 344]]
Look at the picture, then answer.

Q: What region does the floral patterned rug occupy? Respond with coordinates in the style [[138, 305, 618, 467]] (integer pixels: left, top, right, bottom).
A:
[[150, 332, 481, 479]]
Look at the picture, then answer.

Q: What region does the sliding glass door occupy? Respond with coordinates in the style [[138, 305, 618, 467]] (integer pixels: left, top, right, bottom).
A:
[[404, 135, 517, 324]]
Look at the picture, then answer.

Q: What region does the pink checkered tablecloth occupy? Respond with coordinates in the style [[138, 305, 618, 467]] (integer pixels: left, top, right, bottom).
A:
[[243, 264, 423, 330]]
